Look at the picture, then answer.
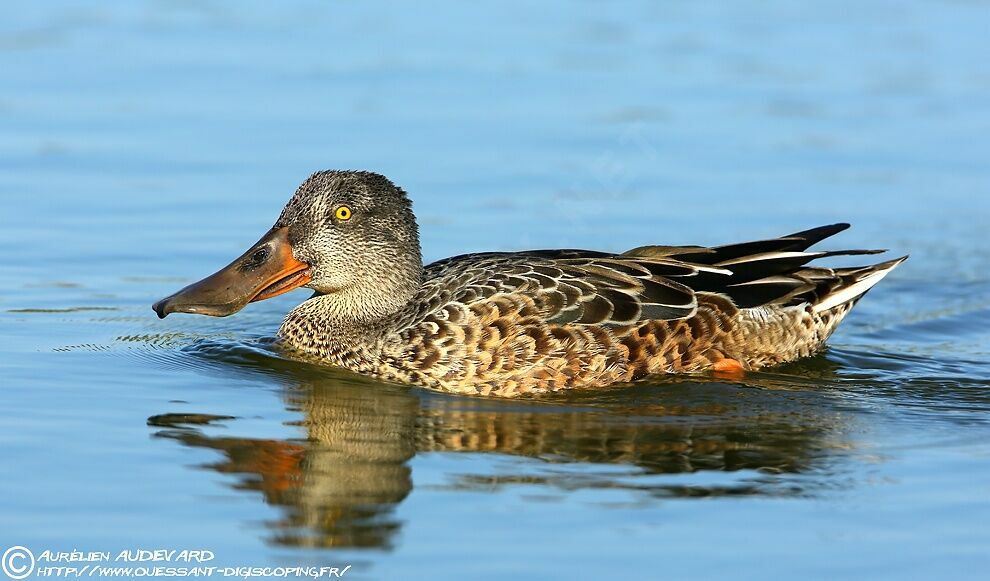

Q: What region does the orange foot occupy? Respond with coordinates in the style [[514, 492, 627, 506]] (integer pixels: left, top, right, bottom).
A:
[[712, 358, 746, 380]]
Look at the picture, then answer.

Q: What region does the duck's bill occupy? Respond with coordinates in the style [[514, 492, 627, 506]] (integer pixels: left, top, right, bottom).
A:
[[152, 227, 312, 319]]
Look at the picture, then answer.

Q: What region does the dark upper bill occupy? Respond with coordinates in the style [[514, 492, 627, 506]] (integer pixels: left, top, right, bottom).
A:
[[152, 227, 311, 318]]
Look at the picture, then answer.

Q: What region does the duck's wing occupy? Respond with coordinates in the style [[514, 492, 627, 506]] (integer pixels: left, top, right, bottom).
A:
[[409, 251, 717, 328], [411, 224, 903, 328], [413, 245, 749, 328]]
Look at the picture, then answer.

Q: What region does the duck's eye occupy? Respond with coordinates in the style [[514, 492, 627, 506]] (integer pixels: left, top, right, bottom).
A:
[[335, 206, 352, 221]]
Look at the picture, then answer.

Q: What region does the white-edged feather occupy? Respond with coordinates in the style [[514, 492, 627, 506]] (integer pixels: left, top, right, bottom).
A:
[[717, 251, 812, 266], [813, 266, 898, 313]]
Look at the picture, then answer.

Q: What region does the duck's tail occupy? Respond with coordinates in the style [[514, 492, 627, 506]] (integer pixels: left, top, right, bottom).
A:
[[809, 255, 908, 313], [624, 223, 907, 313]]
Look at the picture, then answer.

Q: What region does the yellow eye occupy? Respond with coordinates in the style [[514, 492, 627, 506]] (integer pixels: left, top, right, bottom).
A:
[[335, 206, 352, 221]]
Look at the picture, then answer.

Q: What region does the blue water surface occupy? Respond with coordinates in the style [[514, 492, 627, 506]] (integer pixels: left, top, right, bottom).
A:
[[1, 2, 988, 579]]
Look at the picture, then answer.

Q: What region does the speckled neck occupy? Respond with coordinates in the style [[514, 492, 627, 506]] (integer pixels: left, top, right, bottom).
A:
[[276, 278, 420, 367]]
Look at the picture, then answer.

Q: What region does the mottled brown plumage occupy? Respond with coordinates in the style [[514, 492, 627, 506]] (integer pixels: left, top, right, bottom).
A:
[[155, 171, 907, 397]]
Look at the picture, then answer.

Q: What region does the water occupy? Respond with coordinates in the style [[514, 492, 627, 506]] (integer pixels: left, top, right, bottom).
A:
[[2, 1, 989, 579]]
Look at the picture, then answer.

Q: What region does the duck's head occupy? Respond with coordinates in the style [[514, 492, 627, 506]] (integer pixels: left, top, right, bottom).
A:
[[153, 171, 422, 321]]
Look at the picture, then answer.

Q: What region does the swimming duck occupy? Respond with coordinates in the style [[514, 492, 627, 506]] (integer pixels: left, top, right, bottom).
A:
[[153, 171, 906, 397]]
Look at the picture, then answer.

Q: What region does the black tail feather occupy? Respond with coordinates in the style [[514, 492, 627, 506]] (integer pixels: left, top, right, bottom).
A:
[[624, 225, 905, 309]]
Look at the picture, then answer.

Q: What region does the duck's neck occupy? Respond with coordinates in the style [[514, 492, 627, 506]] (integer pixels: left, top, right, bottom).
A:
[[277, 263, 423, 363]]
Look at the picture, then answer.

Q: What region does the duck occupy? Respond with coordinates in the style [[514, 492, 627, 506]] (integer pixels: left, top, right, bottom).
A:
[[153, 170, 906, 397]]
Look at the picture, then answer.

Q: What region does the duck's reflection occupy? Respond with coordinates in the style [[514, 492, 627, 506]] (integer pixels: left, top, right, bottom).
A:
[[152, 383, 418, 549], [150, 353, 850, 549]]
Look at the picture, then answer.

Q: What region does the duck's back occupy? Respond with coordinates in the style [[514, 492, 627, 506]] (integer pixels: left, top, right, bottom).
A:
[[378, 225, 905, 396]]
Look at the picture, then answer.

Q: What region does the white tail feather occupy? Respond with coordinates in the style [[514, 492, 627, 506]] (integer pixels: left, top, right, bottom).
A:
[[812, 264, 900, 313]]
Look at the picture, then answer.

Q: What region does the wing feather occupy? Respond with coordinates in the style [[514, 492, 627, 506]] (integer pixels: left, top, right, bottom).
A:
[[408, 224, 903, 330]]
